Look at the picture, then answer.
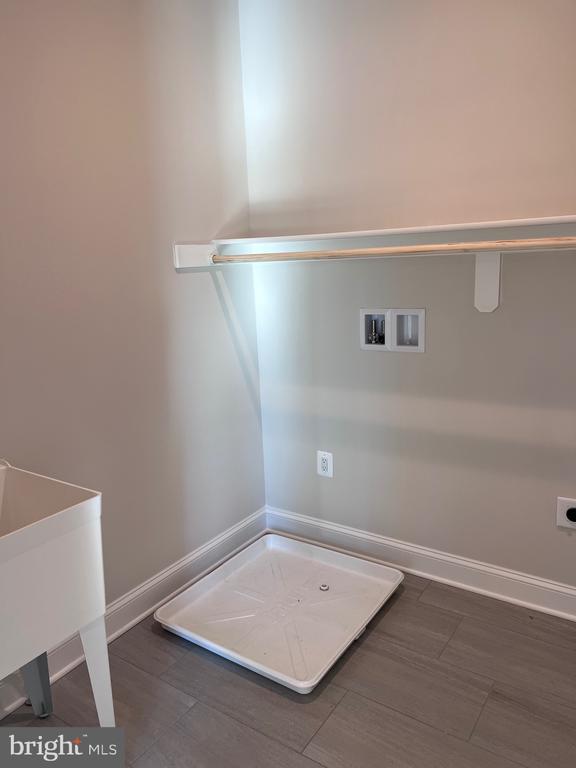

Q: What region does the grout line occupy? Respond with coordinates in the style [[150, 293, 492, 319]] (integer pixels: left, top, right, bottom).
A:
[[176, 697, 330, 760], [297, 688, 346, 756], [466, 679, 495, 743], [299, 753, 327, 767], [155, 659, 333, 755], [108, 625, 184, 679], [435, 642, 576, 717], [130, 700, 198, 765], [334, 686, 485, 745], [467, 739, 533, 768], [298, 718, 330, 756], [416, 583, 576, 653], [204, 701, 330, 767], [338, 687, 522, 753], [99, 652, 200, 725], [367, 592, 464, 661], [299, 691, 362, 762], [444, 613, 576, 657], [416, 580, 433, 603], [436, 613, 465, 658]]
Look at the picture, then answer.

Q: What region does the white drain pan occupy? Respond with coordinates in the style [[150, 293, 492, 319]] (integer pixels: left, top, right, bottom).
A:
[[155, 534, 403, 693]]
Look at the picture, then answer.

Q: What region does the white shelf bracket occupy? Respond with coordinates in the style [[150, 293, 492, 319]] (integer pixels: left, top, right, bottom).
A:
[[173, 242, 217, 271], [474, 252, 501, 312]]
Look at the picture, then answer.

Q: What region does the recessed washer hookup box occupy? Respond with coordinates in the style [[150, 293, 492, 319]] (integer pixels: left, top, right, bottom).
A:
[[155, 533, 403, 693]]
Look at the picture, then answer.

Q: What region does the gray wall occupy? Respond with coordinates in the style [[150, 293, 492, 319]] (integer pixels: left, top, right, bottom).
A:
[[240, 0, 576, 234], [243, 0, 576, 587], [0, 0, 264, 602], [255, 252, 576, 585]]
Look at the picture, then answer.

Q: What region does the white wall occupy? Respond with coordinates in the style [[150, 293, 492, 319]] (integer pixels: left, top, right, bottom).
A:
[[0, 0, 264, 602], [240, 0, 576, 234], [243, 0, 576, 586]]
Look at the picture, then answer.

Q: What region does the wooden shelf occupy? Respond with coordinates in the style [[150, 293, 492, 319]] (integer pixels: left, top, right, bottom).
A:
[[173, 216, 576, 313]]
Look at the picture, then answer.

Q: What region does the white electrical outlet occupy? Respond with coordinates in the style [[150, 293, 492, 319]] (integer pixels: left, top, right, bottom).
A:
[[557, 497, 576, 530], [317, 450, 333, 478]]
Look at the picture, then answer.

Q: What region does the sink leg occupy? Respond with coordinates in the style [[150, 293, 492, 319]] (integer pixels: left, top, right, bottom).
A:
[[79, 616, 115, 727], [21, 652, 53, 718]]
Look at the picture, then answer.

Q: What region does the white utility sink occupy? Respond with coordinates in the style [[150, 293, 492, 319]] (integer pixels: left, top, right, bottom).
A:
[[0, 460, 114, 725]]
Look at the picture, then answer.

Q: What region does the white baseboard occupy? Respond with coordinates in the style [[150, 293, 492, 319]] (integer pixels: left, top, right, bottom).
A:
[[265, 506, 576, 622], [0, 507, 267, 719]]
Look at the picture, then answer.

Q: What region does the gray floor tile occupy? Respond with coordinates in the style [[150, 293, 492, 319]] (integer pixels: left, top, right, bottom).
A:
[[471, 683, 576, 768], [5, 576, 576, 768], [160, 643, 345, 751], [332, 631, 492, 739], [421, 583, 529, 624], [370, 595, 461, 657], [421, 583, 576, 650], [111, 614, 189, 677], [50, 655, 195, 763], [304, 691, 518, 768], [397, 572, 430, 601], [133, 702, 320, 768], [526, 609, 576, 651], [0, 709, 69, 728], [441, 619, 576, 706]]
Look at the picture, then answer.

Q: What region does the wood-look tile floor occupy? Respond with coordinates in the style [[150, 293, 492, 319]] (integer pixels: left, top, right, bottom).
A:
[[4, 573, 576, 767]]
